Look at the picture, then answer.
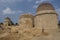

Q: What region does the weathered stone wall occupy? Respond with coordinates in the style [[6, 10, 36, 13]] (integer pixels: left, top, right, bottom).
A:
[[18, 14, 34, 29], [20, 18, 33, 28], [34, 13, 58, 34]]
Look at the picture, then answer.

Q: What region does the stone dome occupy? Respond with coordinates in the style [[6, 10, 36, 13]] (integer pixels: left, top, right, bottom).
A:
[[4, 17, 11, 22], [4, 17, 14, 26], [20, 14, 33, 19], [37, 3, 55, 13], [18, 14, 34, 26]]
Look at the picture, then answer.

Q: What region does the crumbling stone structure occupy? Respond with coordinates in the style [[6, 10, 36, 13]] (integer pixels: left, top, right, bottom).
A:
[[0, 2, 60, 40]]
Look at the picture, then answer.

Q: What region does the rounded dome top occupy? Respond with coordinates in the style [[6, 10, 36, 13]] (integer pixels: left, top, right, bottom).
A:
[[5, 17, 10, 20], [20, 14, 33, 19], [37, 3, 55, 12], [4, 17, 11, 22]]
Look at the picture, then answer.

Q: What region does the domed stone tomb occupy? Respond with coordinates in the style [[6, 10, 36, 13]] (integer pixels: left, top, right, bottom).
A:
[[36, 3, 56, 14]]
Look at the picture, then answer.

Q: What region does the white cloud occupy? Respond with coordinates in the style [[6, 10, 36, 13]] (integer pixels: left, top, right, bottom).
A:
[[2, 7, 15, 14], [35, 1, 40, 4], [2, 7, 24, 15]]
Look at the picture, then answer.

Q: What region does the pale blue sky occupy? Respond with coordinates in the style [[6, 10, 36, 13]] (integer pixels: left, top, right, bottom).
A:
[[0, 0, 60, 23]]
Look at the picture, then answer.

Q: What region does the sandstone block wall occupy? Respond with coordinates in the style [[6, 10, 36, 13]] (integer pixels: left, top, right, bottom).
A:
[[34, 14, 58, 34]]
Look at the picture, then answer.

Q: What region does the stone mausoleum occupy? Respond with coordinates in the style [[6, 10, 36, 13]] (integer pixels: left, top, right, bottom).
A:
[[0, 2, 60, 40]]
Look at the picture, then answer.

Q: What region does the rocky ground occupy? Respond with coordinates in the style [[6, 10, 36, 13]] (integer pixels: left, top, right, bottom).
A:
[[0, 28, 60, 40]]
